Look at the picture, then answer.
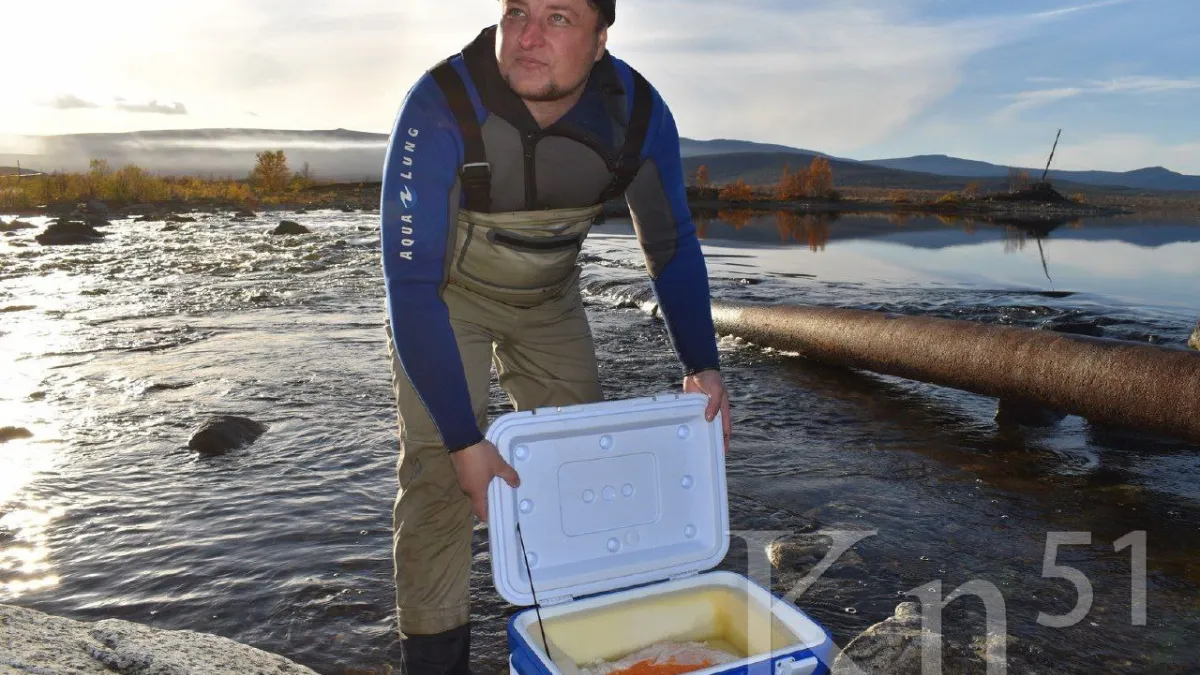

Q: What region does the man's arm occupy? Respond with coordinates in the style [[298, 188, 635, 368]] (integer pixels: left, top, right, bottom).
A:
[[623, 87, 721, 377], [381, 70, 484, 452]]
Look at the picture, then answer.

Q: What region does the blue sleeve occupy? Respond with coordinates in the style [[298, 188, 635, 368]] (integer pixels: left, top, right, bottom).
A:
[[381, 69, 484, 452], [640, 94, 722, 375]]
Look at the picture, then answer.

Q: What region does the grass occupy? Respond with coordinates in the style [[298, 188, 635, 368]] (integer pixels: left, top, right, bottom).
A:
[[0, 157, 377, 214]]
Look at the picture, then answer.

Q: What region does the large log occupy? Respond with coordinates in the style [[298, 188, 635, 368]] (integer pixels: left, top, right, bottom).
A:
[[711, 301, 1200, 443]]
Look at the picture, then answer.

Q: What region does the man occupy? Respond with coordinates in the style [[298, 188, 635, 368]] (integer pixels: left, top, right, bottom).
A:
[[380, 1, 731, 672]]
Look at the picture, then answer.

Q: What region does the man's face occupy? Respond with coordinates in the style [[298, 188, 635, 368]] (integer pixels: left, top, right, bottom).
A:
[[496, 0, 608, 103]]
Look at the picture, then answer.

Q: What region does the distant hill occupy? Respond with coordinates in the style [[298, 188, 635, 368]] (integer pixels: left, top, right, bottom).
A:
[[679, 138, 827, 158], [2, 127, 1197, 192], [681, 151, 1126, 194], [0, 128, 391, 181], [865, 154, 1200, 192]]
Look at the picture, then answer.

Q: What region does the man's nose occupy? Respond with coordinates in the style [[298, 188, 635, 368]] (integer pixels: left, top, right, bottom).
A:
[[518, 17, 545, 49]]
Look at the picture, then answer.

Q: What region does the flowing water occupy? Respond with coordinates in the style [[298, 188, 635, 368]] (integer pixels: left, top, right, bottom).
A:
[[1, 208, 1198, 674]]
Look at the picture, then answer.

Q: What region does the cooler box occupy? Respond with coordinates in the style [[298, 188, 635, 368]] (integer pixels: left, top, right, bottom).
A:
[[486, 392, 833, 675]]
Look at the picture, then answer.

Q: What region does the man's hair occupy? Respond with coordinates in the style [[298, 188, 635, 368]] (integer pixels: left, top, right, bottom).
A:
[[586, 0, 605, 32]]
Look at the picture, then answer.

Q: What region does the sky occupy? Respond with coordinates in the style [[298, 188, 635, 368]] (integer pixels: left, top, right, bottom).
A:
[[3, 0, 1198, 172]]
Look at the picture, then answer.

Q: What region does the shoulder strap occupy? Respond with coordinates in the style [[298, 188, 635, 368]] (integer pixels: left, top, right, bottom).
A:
[[430, 59, 491, 212], [599, 67, 653, 203]]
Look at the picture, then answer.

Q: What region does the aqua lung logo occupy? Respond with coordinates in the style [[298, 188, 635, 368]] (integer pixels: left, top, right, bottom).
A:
[[396, 127, 418, 261]]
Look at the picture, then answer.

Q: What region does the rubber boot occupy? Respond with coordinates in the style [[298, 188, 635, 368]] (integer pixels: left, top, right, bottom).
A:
[[399, 623, 471, 675]]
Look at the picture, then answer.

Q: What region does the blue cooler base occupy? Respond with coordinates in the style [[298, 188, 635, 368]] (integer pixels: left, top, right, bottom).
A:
[[506, 571, 832, 675]]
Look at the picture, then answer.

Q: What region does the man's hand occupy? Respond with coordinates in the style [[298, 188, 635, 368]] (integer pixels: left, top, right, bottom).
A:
[[683, 369, 731, 450], [450, 439, 520, 521]]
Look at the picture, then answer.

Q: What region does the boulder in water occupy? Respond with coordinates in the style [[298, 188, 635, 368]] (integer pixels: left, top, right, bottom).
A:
[[234, 209, 257, 219], [0, 603, 319, 674], [1189, 322, 1199, 351], [832, 602, 1006, 675], [272, 220, 310, 235], [187, 415, 267, 455], [0, 219, 37, 232], [0, 426, 33, 443], [165, 213, 197, 223], [35, 220, 106, 245]]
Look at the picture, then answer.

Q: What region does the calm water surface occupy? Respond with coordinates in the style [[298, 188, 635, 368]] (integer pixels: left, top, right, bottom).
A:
[[1, 209, 1198, 673]]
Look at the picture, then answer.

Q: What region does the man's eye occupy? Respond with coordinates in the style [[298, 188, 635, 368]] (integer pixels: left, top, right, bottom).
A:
[[550, 13, 569, 24], [505, 8, 525, 18]]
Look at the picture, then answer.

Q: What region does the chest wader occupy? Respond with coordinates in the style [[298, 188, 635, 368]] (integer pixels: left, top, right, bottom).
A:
[[387, 55, 653, 657]]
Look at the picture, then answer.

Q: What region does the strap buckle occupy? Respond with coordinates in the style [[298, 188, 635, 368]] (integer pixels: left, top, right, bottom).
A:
[[460, 162, 491, 185]]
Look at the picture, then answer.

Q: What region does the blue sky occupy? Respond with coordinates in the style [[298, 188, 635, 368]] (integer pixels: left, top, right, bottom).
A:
[[3, 0, 1197, 172]]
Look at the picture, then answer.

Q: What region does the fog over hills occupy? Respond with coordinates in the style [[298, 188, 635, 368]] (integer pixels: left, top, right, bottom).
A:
[[2, 128, 1197, 192]]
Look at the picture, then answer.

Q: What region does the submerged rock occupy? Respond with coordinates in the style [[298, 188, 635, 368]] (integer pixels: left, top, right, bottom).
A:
[[0, 219, 37, 232], [166, 213, 197, 223], [36, 220, 106, 246], [1038, 319, 1105, 338], [272, 220, 310, 235], [0, 603, 318, 674], [0, 426, 33, 443], [995, 397, 1068, 427], [832, 602, 1004, 675], [187, 415, 267, 455]]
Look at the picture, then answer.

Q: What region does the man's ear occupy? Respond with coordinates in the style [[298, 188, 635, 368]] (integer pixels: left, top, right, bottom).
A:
[[594, 27, 608, 62]]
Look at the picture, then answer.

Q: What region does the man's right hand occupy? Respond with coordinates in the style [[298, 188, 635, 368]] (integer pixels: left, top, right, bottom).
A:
[[450, 439, 521, 521]]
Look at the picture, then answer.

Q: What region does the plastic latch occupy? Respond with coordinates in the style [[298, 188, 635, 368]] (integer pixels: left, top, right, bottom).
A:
[[668, 570, 698, 581], [774, 656, 819, 675], [539, 595, 572, 607]]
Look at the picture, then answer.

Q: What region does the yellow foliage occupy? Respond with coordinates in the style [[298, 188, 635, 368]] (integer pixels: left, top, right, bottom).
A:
[[775, 157, 836, 200], [0, 159, 276, 210], [718, 179, 755, 201]]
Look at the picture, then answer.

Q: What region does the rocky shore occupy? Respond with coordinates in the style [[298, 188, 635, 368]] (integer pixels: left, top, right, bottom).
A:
[[1, 603, 319, 674]]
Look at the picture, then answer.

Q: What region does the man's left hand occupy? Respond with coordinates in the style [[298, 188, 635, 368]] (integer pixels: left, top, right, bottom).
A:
[[683, 369, 731, 450]]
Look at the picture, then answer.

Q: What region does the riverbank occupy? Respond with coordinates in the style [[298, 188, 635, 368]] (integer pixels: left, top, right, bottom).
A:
[[8, 179, 1196, 223]]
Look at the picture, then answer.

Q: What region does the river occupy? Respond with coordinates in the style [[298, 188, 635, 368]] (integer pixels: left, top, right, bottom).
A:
[[1, 208, 1198, 674]]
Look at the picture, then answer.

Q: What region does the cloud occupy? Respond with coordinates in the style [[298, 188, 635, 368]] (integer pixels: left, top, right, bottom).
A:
[[47, 94, 100, 110], [113, 98, 189, 115], [994, 76, 1200, 121]]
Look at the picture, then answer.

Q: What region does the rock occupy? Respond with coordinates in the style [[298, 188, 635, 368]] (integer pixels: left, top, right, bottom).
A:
[[1, 305, 36, 313], [0, 603, 319, 674], [1189, 322, 1199, 351], [234, 210, 257, 219], [0, 426, 33, 443], [0, 218, 37, 232], [272, 220, 310, 235], [187, 415, 267, 455], [161, 224, 180, 232], [165, 214, 197, 223], [832, 602, 1019, 675], [83, 200, 110, 216], [35, 220, 106, 246]]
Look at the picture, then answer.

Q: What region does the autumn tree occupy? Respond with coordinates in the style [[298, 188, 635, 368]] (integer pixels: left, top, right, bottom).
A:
[[807, 157, 834, 199], [694, 165, 709, 188], [250, 150, 291, 194], [718, 178, 754, 201], [776, 165, 807, 200], [1008, 168, 1032, 192]]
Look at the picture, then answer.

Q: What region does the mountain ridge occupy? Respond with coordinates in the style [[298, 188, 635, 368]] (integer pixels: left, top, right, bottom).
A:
[[2, 128, 1196, 192]]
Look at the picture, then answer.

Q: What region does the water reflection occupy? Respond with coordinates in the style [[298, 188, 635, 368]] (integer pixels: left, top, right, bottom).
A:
[[692, 210, 1200, 313]]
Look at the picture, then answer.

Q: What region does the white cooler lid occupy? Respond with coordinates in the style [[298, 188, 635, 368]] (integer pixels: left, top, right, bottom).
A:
[[486, 392, 729, 606]]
